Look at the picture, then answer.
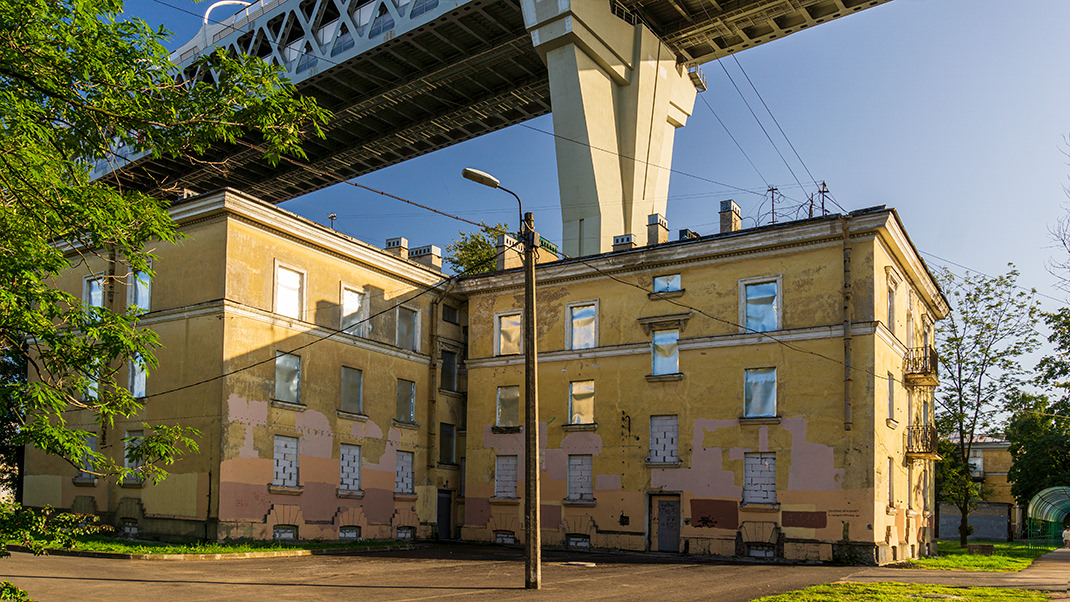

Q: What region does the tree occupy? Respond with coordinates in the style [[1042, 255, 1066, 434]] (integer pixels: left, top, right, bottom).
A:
[[0, 1, 325, 486], [444, 223, 509, 274], [1005, 391, 1070, 508], [934, 266, 1041, 546]]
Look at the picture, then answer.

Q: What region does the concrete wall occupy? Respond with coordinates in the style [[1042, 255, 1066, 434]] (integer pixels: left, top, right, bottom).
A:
[[939, 502, 1011, 541]]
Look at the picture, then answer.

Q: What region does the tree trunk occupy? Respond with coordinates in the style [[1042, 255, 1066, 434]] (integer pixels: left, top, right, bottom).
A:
[[958, 503, 970, 547]]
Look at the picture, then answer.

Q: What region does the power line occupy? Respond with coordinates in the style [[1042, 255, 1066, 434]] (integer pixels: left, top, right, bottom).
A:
[[697, 93, 768, 187]]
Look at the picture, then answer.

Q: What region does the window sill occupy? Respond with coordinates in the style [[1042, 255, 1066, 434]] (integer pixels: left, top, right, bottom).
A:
[[119, 479, 144, 489], [336, 488, 365, 499], [562, 423, 597, 432], [490, 496, 520, 505], [886, 418, 899, 429], [648, 289, 685, 300], [740, 502, 779, 513], [645, 460, 682, 468], [394, 493, 417, 501], [492, 425, 522, 434], [739, 416, 781, 425], [271, 399, 306, 412], [268, 485, 304, 495], [337, 409, 368, 421], [563, 498, 597, 507], [438, 389, 465, 399], [646, 373, 684, 383], [393, 419, 420, 430], [437, 462, 459, 470], [72, 477, 98, 487], [886, 506, 898, 516]]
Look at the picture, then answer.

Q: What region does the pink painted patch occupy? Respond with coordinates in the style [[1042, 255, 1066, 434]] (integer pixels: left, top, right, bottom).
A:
[[351, 419, 384, 440], [561, 431, 602, 455], [226, 395, 267, 426], [465, 497, 491, 526], [652, 419, 741, 498], [782, 417, 845, 491], [595, 474, 621, 490], [295, 409, 332, 458]]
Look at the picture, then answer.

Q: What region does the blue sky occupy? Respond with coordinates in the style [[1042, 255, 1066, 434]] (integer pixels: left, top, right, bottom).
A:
[[132, 0, 1070, 311]]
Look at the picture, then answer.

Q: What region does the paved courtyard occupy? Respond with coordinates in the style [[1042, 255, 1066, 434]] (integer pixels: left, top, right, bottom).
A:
[[0, 544, 855, 602]]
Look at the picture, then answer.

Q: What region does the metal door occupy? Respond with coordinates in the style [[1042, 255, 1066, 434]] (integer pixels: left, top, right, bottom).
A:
[[657, 498, 680, 552], [437, 491, 452, 539]]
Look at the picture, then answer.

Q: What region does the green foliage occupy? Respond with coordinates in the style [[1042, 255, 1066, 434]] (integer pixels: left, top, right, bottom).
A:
[[751, 582, 1046, 602], [0, 0, 326, 483], [0, 503, 106, 600], [906, 539, 1056, 572], [444, 223, 509, 275]]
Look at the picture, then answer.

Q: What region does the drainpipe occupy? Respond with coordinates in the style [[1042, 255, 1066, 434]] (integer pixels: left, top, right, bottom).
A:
[[841, 216, 853, 431]]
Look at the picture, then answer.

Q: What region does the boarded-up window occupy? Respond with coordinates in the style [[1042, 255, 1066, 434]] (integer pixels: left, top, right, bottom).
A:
[[341, 288, 365, 334], [275, 266, 303, 319], [340, 443, 361, 491], [653, 274, 680, 293], [745, 281, 778, 332], [652, 329, 679, 375], [275, 352, 301, 403], [569, 303, 597, 349], [496, 385, 519, 427], [441, 350, 458, 391], [439, 423, 456, 464], [397, 307, 418, 351], [273, 435, 299, 487], [743, 452, 776, 504], [567, 454, 593, 501], [340, 366, 362, 414], [568, 380, 594, 424], [649, 416, 679, 463], [744, 368, 776, 417], [497, 313, 521, 355], [396, 379, 415, 423], [495, 455, 517, 498], [395, 450, 414, 494]]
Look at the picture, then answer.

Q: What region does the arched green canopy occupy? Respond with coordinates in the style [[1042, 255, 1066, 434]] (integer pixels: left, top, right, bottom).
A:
[[1027, 487, 1070, 525]]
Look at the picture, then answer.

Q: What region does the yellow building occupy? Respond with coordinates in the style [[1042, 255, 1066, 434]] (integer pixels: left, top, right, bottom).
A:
[[23, 188, 468, 541], [456, 202, 947, 564]]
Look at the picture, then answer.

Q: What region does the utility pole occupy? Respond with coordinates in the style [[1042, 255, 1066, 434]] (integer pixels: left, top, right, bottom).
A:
[[768, 186, 778, 224], [522, 211, 541, 589]]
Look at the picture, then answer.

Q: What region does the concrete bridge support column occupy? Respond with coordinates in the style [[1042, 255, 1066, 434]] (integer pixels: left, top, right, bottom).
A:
[[522, 0, 698, 256]]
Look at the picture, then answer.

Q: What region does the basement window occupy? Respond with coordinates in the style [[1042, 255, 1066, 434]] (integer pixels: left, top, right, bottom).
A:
[[273, 525, 298, 540]]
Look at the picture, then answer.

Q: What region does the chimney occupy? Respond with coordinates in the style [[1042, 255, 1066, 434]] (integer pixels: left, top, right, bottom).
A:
[[495, 233, 523, 271], [409, 244, 442, 271], [385, 237, 409, 260], [719, 200, 741, 234], [646, 214, 668, 247], [612, 234, 636, 253], [679, 229, 699, 241]]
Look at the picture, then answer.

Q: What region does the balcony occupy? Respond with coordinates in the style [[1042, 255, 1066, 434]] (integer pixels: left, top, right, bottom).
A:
[[904, 346, 939, 387], [905, 425, 940, 460]]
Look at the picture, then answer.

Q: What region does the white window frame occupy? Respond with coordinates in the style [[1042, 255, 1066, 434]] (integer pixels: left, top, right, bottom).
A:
[[494, 310, 522, 356], [653, 274, 681, 293], [126, 265, 152, 312], [129, 354, 147, 399], [886, 267, 901, 338], [651, 329, 680, 376], [738, 275, 783, 333], [496, 385, 520, 427], [340, 283, 367, 336], [568, 380, 595, 425], [396, 378, 416, 423], [83, 273, 105, 309], [273, 261, 306, 320], [744, 367, 777, 418], [887, 373, 896, 422], [395, 305, 420, 352], [565, 300, 599, 350]]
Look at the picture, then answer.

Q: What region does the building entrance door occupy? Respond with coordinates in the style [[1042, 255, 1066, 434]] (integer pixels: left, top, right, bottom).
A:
[[437, 490, 452, 539], [650, 495, 680, 552]]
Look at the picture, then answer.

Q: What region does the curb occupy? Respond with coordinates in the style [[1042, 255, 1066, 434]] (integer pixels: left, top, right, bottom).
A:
[[6, 543, 422, 561]]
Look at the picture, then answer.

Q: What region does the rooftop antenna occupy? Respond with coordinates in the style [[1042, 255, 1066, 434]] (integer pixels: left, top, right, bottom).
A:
[[819, 181, 829, 215], [768, 186, 778, 224]]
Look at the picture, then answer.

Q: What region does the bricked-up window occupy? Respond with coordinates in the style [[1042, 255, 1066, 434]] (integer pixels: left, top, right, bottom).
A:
[[567, 454, 593, 501], [339, 443, 361, 491], [396, 379, 415, 423], [341, 287, 365, 334], [744, 281, 778, 332], [397, 307, 418, 351], [494, 455, 517, 498], [496, 385, 520, 427], [123, 430, 143, 483], [441, 350, 458, 391], [496, 313, 521, 355], [84, 274, 104, 309], [651, 329, 679, 375], [275, 265, 303, 319], [653, 274, 680, 293], [888, 457, 895, 508], [395, 450, 414, 494], [129, 354, 146, 398], [743, 452, 776, 504], [128, 269, 150, 312], [568, 380, 594, 424], [648, 416, 679, 463], [887, 372, 896, 421], [568, 303, 597, 350], [744, 368, 776, 417], [274, 352, 301, 404], [273, 435, 299, 487], [439, 423, 456, 464], [340, 366, 363, 414]]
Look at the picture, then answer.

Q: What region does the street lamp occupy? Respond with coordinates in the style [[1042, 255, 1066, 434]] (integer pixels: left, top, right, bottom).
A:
[[462, 167, 541, 590]]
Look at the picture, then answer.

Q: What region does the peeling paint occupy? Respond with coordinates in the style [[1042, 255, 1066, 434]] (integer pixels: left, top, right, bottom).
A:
[[783, 417, 844, 491]]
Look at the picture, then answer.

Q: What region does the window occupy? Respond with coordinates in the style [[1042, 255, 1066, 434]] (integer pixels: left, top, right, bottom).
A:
[[396, 379, 415, 423], [888, 457, 895, 508], [397, 307, 418, 351], [395, 450, 414, 494], [566, 454, 593, 501], [78, 434, 97, 480], [340, 366, 363, 414], [887, 279, 897, 336], [568, 380, 594, 425], [124, 430, 143, 484], [743, 452, 776, 504], [887, 372, 896, 422], [274, 352, 301, 404], [273, 525, 298, 540], [275, 265, 303, 319], [128, 269, 150, 312], [273, 435, 299, 487], [129, 355, 146, 398], [443, 304, 459, 324], [84, 378, 98, 402], [743, 280, 779, 332], [496, 385, 520, 427], [907, 389, 914, 425], [653, 274, 681, 293], [340, 525, 361, 540], [341, 287, 365, 334], [340, 443, 361, 492], [494, 455, 518, 498], [496, 312, 521, 355], [84, 275, 104, 309], [744, 368, 776, 417], [907, 464, 914, 510], [651, 329, 679, 375], [648, 416, 679, 463], [567, 302, 597, 350], [439, 423, 456, 464], [441, 350, 458, 391]]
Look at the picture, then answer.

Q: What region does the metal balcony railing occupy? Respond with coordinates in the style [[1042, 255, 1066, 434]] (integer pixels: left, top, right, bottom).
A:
[[904, 346, 939, 386], [905, 424, 939, 458]]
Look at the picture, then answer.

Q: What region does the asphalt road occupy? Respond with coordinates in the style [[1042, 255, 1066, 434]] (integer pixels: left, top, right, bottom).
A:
[[0, 544, 856, 602]]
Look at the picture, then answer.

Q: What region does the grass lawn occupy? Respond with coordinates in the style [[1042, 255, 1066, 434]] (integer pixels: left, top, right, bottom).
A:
[[22, 535, 405, 555], [752, 582, 1048, 602], [906, 540, 1057, 572]]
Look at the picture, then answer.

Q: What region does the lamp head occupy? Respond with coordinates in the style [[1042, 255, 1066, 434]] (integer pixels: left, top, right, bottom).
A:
[[461, 167, 500, 189]]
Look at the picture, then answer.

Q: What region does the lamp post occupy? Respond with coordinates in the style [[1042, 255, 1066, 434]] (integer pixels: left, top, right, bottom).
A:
[[462, 168, 541, 590]]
